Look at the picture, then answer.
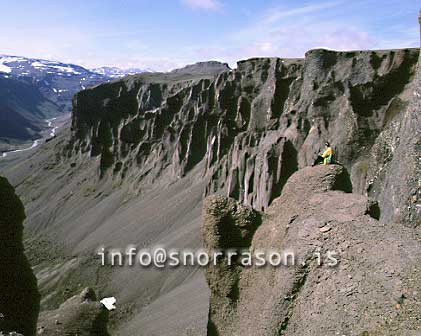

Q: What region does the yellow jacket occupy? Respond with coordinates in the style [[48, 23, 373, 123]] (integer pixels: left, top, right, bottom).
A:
[[322, 147, 333, 158]]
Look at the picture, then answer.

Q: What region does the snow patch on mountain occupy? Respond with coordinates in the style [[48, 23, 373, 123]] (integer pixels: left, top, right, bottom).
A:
[[31, 61, 47, 68], [0, 56, 19, 73], [1, 55, 97, 79], [90, 66, 154, 78], [0, 63, 11, 73]]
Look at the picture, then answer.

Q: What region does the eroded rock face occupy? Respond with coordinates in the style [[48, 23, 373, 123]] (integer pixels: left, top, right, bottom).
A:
[[367, 59, 421, 227], [69, 48, 419, 224], [37, 287, 109, 336], [0, 176, 40, 336], [203, 165, 421, 336]]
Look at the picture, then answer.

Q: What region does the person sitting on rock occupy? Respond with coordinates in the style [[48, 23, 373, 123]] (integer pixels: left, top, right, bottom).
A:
[[322, 142, 334, 165]]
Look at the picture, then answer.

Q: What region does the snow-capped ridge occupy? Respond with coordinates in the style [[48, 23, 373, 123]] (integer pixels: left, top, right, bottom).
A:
[[90, 66, 154, 78]]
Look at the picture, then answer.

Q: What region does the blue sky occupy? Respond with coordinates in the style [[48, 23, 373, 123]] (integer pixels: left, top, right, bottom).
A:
[[0, 0, 419, 71]]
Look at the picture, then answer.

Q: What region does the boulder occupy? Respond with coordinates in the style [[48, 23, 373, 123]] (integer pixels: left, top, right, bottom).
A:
[[37, 288, 109, 336]]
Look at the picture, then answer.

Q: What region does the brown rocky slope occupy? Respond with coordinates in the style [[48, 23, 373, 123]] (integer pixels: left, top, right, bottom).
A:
[[203, 165, 421, 336]]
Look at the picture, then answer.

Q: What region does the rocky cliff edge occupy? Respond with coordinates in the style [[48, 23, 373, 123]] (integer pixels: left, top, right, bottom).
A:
[[203, 165, 421, 336]]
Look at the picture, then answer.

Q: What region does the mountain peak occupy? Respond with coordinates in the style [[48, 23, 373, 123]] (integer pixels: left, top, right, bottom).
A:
[[170, 61, 230, 75]]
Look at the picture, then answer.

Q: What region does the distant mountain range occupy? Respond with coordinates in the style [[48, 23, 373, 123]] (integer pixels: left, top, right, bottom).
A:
[[0, 55, 105, 110], [0, 55, 154, 146], [90, 66, 154, 78], [0, 55, 105, 146], [0, 55, 154, 110]]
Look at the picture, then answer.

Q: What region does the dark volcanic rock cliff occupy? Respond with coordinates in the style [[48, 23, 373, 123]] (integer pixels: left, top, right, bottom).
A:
[[69, 48, 420, 224], [0, 176, 40, 336], [371, 55, 421, 226]]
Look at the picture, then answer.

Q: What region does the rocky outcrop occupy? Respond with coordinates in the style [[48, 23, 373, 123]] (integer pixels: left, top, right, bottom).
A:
[[0, 176, 40, 336], [68, 48, 419, 225], [203, 165, 421, 335], [37, 287, 109, 336]]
